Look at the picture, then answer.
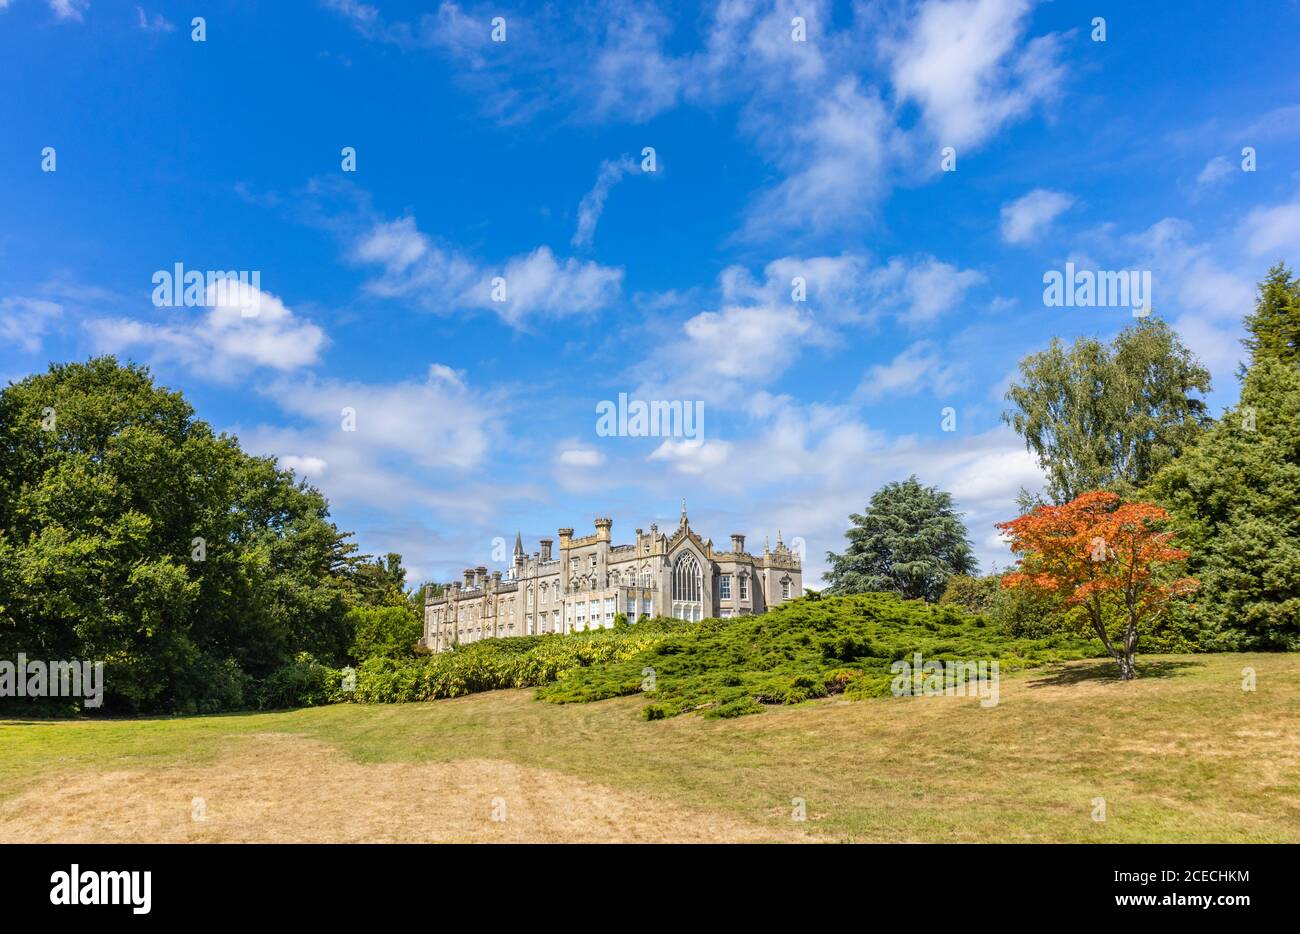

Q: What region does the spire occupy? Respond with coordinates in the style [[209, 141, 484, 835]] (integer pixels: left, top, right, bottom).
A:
[[680, 497, 688, 527], [513, 531, 524, 557], [777, 529, 784, 550]]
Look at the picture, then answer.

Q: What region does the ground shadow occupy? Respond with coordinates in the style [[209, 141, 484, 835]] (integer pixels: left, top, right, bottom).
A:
[[1026, 658, 1202, 688]]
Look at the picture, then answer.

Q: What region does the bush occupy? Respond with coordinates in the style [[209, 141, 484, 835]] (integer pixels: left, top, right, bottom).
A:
[[348, 617, 688, 704], [349, 605, 423, 663], [174, 654, 252, 714], [535, 592, 1103, 719], [256, 653, 345, 709], [939, 574, 999, 614]]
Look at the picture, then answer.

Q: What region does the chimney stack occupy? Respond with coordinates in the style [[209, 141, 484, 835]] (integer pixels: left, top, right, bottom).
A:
[[475, 566, 488, 587], [731, 533, 745, 553], [540, 538, 553, 562], [463, 568, 474, 588]]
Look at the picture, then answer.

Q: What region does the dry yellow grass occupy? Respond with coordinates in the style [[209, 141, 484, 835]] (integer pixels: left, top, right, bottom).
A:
[[0, 732, 808, 843]]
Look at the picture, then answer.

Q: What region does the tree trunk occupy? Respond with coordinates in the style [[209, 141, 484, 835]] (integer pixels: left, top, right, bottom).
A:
[[1121, 621, 1138, 681]]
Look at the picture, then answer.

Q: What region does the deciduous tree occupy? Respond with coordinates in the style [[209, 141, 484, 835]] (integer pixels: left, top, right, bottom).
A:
[[1003, 320, 1211, 503], [997, 491, 1197, 679]]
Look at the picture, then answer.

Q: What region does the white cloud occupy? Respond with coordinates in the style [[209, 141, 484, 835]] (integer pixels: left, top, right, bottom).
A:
[[585, 5, 685, 122], [858, 340, 966, 401], [279, 454, 328, 477], [572, 156, 638, 248], [135, 6, 173, 31], [1121, 216, 1256, 379], [0, 297, 62, 353], [492, 247, 623, 326], [48, 0, 87, 21], [233, 363, 514, 530], [558, 447, 605, 467], [87, 283, 326, 378], [1195, 155, 1234, 188], [740, 78, 899, 239], [896, 258, 986, 325], [266, 363, 490, 471], [636, 302, 817, 404], [1241, 199, 1300, 258], [352, 216, 623, 328], [887, 0, 1066, 151], [648, 438, 732, 474], [1000, 188, 1075, 244], [720, 252, 983, 327]]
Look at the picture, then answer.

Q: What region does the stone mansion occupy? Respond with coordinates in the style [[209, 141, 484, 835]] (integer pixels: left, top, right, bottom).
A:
[[422, 502, 803, 651]]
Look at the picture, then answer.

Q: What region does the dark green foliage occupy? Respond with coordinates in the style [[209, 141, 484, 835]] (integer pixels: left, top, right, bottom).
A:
[[351, 553, 409, 608], [0, 357, 356, 712], [535, 593, 1102, 719], [1003, 319, 1212, 503], [1242, 262, 1300, 368], [256, 653, 345, 710], [349, 604, 423, 663], [939, 574, 999, 614], [1148, 358, 1300, 649], [824, 476, 975, 601]]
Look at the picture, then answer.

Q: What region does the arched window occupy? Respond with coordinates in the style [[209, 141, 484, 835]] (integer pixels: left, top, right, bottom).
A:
[[673, 552, 702, 603]]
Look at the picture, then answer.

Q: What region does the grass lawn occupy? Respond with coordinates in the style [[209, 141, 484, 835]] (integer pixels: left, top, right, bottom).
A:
[[2, 652, 1297, 842]]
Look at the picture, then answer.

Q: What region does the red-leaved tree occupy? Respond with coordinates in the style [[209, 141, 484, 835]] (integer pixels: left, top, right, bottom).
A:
[[996, 491, 1198, 680]]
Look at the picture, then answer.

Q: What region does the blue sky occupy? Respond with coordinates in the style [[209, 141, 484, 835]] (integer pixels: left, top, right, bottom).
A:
[[3, 0, 1299, 586]]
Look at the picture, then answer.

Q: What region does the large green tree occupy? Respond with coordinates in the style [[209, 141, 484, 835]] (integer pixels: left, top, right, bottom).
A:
[[1003, 319, 1212, 504], [1241, 261, 1300, 368], [351, 552, 410, 608], [1147, 271, 1300, 648], [824, 476, 975, 601], [0, 358, 358, 711]]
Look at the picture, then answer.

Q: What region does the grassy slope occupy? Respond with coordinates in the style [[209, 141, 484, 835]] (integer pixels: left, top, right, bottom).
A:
[[3, 652, 1298, 842]]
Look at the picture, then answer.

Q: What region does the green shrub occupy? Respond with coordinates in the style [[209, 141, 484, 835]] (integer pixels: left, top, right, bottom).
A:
[[256, 652, 344, 709], [349, 604, 423, 663], [939, 574, 1000, 614], [348, 617, 688, 704], [536, 593, 1103, 719]]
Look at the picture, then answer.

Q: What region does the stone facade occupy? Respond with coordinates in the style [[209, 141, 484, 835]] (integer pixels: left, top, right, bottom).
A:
[[422, 502, 802, 651]]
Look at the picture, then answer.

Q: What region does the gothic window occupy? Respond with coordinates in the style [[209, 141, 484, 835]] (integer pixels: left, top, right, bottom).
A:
[[672, 552, 703, 603], [781, 577, 791, 599]]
